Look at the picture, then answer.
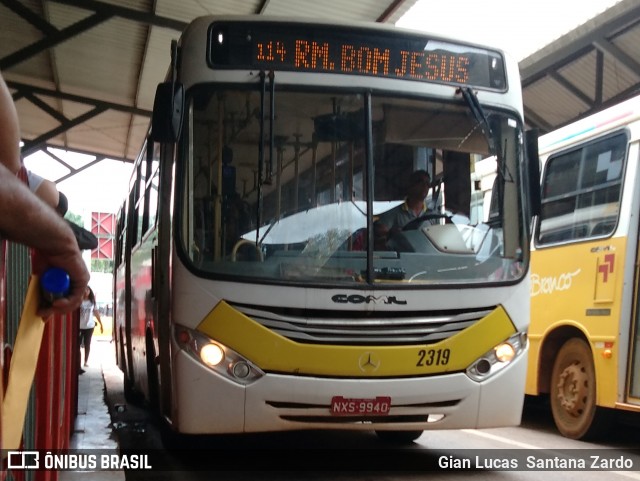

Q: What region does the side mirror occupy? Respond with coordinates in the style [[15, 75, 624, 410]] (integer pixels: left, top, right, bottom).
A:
[[151, 82, 184, 143], [525, 128, 541, 218]]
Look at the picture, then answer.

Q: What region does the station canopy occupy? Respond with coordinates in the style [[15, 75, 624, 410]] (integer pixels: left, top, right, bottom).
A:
[[1, 0, 639, 180]]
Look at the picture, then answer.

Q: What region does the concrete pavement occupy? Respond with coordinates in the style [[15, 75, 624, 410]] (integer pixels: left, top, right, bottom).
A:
[[59, 337, 125, 481]]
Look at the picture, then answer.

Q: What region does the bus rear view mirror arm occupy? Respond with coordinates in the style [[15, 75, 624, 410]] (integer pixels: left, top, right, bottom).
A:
[[525, 128, 541, 218]]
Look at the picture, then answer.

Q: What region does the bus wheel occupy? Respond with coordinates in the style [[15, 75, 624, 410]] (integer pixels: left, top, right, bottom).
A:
[[146, 335, 160, 414], [121, 341, 136, 402], [550, 338, 608, 440], [375, 430, 423, 444]]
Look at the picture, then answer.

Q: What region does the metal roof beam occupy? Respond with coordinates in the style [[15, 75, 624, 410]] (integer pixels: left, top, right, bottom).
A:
[[54, 156, 106, 184], [21, 105, 108, 157], [377, 0, 406, 22], [595, 49, 604, 105], [523, 108, 553, 133], [593, 36, 640, 77], [11, 80, 150, 159], [521, 46, 593, 88], [41, 143, 131, 166], [50, 0, 187, 31], [41, 147, 75, 173], [520, 0, 640, 83], [0, 12, 112, 70], [8, 81, 151, 117], [21, 91, 69, 124], [0, 0, 57, 35], [548, 71, 593, 107], [256, 0, 271, 14]]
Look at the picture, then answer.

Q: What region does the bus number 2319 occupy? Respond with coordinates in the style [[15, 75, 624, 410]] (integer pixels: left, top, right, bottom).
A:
[[417, 348, 451, 367]]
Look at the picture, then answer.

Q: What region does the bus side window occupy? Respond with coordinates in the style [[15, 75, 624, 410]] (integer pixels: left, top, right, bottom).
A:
[[537, 132, 627, 246], [591, 220, 616, 237]]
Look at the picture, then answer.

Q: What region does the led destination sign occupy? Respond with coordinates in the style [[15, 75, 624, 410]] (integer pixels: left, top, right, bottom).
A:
[[208, 22, 507, 91]]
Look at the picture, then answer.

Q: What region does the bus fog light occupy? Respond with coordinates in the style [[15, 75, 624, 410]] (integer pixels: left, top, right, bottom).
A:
[[201, 343, 224, 366], [475, 358, 491, 375], [232, 361, 251, 379]]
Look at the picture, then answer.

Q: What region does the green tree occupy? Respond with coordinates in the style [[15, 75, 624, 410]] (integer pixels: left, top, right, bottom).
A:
[[64, 210, 84, 227], [91, 259, 114, 273], [64, 212, 114, 273]]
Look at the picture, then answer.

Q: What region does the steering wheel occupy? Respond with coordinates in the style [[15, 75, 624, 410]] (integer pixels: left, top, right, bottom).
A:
[[402, 213, 452, 231], [231, 239, 264, 262]]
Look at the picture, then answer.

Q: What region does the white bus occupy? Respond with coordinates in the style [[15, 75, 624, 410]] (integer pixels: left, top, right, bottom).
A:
[[114, 15, 539, 443]]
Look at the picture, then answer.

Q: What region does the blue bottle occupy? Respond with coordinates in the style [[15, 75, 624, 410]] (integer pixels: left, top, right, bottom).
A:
[[41, 267, 71, 302]]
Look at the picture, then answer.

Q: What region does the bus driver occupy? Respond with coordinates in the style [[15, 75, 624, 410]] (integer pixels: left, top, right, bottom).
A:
[[374, 169, 433, 249]]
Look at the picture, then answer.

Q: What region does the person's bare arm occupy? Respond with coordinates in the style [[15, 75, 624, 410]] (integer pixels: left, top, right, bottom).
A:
[[93, 309, 104, 333], [0, 72, 22, 174], [0, 155, 89, 315], [0, 71, 89, 315]]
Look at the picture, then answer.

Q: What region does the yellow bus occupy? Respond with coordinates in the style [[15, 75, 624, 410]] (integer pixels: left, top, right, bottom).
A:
[[114, 15, 539, 444], [527, 94, 640, 439]]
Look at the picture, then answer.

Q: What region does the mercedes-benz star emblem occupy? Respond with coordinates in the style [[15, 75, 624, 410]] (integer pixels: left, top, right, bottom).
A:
[[358, 352, 381, 373]]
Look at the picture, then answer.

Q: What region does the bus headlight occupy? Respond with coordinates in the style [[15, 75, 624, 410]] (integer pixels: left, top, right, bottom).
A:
[[174, 325, 264, 385], [200, 343, 225, 367], [466, 332, 527, 382], [494, 342, 516, 363]]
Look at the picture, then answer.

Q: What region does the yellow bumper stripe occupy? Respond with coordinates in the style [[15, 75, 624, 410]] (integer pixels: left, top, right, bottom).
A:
[[197, 302, 516, 377]]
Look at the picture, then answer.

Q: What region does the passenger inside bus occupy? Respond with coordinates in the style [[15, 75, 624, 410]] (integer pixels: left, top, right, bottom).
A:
[[192, 162, 215, 262], [192, 146, 253, 263]]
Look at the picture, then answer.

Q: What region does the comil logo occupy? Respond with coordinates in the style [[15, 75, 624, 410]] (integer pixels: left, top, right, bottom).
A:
[[331, 294, 407, 305], [7, 451, 39, 470]]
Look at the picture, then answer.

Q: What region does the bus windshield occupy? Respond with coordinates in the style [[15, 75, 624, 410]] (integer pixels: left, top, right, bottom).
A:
[[179, 85, 527, 286]]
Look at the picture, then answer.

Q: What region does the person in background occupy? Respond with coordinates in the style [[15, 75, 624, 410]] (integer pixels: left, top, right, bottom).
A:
[[27, 169, 68, 216], [25, 169, 98, 250], [0, 70, 89, 316], [78, 286, 103, 372]]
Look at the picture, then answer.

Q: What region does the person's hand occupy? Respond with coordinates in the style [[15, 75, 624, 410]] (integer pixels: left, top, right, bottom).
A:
[[34, 249, 90, 318], [100, 326, 104, 334]]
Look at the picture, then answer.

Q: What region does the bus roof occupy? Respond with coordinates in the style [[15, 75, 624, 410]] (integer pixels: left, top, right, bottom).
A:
[[538, 94, 640, 155]]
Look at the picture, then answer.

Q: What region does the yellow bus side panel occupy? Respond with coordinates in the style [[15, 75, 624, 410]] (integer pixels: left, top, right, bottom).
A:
[[196, 302, 516, 377], [526, 237, 626, 407]]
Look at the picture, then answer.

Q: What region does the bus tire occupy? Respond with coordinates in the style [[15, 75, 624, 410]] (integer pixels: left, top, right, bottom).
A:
[[550, 338, 610, 440], [123, 376, 140, 405], [121, 341, 136, 402], [146, 334, 160, 414], [159, 421, 198, 451], [375, 430, 423, 444]]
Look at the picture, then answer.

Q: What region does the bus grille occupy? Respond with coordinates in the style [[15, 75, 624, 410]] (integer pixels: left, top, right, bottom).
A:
[[266, 399, 460, 425], [228, 303, 495, 345]]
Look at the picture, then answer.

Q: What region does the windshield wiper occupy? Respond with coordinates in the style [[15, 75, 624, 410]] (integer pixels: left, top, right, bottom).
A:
[[459, 87, 496, 156], [256, 70, 275, 245]]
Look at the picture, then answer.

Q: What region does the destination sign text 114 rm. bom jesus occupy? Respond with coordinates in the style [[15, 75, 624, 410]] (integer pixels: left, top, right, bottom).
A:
[[208, 22, 507, 91]]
